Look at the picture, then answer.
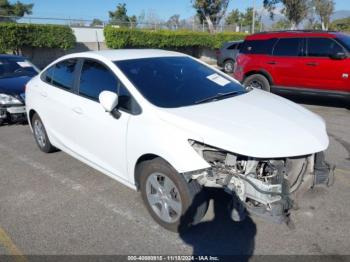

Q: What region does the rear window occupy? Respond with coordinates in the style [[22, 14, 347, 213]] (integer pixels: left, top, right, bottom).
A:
[[241, 39, 277, 55], [273, 38, 303, 56]]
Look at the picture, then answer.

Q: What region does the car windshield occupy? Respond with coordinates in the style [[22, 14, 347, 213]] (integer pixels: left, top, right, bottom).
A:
[[337, 34, 350, 51], [115, 56, 247, 108], [0, 57, 39, 79]]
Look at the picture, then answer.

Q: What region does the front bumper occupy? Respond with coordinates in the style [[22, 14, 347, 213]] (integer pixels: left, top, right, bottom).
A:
[[0, 105, 27, 124]]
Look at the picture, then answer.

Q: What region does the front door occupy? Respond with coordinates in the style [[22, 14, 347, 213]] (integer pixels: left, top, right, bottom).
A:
[[68, 59, 134, 181], [301, 37, 350, 92]]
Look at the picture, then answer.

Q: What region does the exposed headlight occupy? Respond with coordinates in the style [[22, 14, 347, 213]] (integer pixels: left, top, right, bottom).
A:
[[0, 94, 23, 105]]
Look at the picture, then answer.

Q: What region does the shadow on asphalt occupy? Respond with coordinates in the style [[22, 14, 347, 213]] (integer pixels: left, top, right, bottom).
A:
[[179, 188, 256, 258], [275, 91, 349, 109]]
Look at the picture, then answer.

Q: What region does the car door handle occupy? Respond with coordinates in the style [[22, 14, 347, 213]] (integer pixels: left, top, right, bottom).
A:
[[72, 107, 83, 114], [306, 62, 319, 66], [267, 61, 277, 65]]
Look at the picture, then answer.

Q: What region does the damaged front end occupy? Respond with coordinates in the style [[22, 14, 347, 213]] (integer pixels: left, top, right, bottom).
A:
[[185, 140, 335, 225]]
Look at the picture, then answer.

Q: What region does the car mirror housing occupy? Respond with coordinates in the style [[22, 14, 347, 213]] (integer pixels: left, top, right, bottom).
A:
[[330, 52, 347, 60], [99, 91, 119, 112]]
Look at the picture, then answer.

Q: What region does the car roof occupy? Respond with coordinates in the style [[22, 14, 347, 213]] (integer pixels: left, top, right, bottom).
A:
[[245, 30, 341, 40], [66, 49, 188, 62]]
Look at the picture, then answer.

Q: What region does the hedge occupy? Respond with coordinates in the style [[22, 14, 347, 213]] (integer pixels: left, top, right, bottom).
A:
[[104, 27, 247, 49], [0, 23, 76, 54]]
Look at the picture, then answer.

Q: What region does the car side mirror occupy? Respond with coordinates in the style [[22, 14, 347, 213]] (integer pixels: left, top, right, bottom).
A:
[[330, 52, 347, 60], [99, 91, 121, 119], [99, 91, 118, 112]]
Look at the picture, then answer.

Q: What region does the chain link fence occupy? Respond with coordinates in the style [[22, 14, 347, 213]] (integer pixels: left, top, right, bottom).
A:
[[0, 15, 256, 33]]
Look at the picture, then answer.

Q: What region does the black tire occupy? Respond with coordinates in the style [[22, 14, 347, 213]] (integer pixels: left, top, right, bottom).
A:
[[243, 74, 271, 92], [0, 119, 3, 126], [223, 59, 235, 73], [31, 113, 56, 153], [139, 158, 209, 232]]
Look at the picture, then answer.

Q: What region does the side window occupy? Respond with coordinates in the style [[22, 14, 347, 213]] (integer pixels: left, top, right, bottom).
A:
[[273, 38, 303, 57], [241, 39, 278, 55], [79, 59, 136, 112], [51, 59, 77, 90], [227, 43, 237, 50], [79, 60, 117, 100], [307, 38, 344, 57], [43, 66, 54, 84]]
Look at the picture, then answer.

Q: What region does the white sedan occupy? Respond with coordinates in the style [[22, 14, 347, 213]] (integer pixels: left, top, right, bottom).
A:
[[25, 50, 333, 232]]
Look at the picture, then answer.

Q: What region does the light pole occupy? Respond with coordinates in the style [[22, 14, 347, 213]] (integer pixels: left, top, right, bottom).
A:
[[252, 0, 256, 34]]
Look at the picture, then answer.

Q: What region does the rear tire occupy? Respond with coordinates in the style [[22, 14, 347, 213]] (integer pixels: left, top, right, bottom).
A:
[[31, 113, 56, 153], [243, 74, 271, 92], [139, 158, 209, 232], [223, 59, 235, 73]]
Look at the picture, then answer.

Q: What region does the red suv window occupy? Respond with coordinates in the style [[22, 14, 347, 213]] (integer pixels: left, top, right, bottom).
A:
[[307, 38, 344, 57], [273, 38, 303, 57]]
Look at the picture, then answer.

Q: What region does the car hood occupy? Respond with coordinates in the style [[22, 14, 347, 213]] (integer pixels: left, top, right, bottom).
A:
[[0, 75, 31, 95], [157, 89, 329, 158]]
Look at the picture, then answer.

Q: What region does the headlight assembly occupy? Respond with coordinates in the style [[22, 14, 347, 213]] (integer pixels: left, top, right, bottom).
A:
[[189, 140, 228, 164], [0, 94, 23, 105]]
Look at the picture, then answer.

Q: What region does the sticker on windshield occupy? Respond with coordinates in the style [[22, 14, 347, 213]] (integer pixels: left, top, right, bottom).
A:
[[17, 61, 32, 68], [206, 73, 231, 86]]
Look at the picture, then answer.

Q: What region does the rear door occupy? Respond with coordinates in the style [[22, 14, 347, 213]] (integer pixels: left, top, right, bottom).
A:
[[268, 38, 305, 88], [300, 37, 350, 92], [39, 59, 80, 148]]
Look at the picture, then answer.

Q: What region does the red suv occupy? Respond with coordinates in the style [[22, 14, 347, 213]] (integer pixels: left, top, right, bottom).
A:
[[234, 31, 350, 99]]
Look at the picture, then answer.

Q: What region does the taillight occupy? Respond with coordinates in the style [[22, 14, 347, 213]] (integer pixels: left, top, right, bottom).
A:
[[216, 50, 221, 57]]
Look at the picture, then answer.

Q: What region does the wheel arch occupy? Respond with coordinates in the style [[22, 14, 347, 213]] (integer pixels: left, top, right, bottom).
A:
[[28, 109, 37, 127], [134, 154, 164, 190]]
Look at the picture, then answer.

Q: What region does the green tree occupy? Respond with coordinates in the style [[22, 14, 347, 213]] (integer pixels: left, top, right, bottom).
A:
[[271, 18, 292, 30], [241, 7, 261, 29], [225, 8, 241, 25], [90, 18, 104, 27], [109, 3, 137, 27], [313, 0, 334, 30], [264, 0, 309, 29], [192, 0, 230, 33], [0, 0, 33, 22], [330, 17, 350, 32]]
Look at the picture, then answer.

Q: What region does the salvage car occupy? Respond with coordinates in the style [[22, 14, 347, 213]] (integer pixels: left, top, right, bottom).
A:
[[25, 50, 333, 232], [0, 55, 39, 125]]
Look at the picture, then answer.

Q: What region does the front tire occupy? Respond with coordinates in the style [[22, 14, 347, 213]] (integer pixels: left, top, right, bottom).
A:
[[243, 74, 271, 92], [139, 158, 208, 232], [31, 113, 56, 153]]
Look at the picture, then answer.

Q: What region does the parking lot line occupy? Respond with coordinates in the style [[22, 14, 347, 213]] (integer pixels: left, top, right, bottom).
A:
[[0, 226, 26, 262]]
